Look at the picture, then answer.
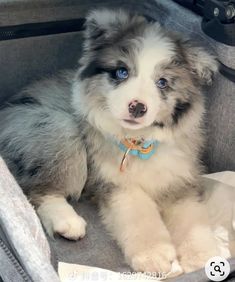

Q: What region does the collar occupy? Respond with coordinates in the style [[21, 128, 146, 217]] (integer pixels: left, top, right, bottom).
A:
[[118, 138, 159, 160]]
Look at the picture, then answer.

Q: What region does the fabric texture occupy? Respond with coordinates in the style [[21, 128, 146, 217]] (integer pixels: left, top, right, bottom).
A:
[[0, 157, 59, 282], [0, 32, 83, 104], [49, 199, 130, 273], [0, 246, 29, 282], [0, 0, 141, 26]]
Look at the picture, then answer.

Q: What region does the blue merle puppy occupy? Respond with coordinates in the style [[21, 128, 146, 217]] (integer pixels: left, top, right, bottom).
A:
[[0, 9, 221, 276]]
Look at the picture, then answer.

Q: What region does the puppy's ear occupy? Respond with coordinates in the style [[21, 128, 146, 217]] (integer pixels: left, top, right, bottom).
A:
[[180, 40, 218, 85], [84, 9, 146, 46]]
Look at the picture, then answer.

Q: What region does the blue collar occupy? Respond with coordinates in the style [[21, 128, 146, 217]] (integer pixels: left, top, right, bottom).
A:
[[118, 139, 159, 160]]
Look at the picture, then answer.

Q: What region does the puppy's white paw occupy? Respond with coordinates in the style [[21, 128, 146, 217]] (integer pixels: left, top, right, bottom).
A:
[[53, 214, 87, 240], [128, 243, 183, 278], [178, 231, 220, 273], [180, 249, 219, 273], [37, 195, 87, 240]]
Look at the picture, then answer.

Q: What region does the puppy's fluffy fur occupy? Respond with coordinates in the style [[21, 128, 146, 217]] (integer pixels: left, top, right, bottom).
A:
[[0, 9, 222, 275]]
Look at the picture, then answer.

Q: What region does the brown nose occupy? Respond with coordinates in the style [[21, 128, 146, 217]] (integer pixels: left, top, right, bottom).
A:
[[128, 100, 147, 118]]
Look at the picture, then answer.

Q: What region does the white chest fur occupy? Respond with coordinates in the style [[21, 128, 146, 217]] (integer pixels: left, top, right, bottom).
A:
[[96, 142, 196, 199]]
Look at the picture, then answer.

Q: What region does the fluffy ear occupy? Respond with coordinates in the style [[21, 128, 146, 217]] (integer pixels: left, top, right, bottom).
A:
[[180, 40, 218, 85], [84, 9, 146, 46]]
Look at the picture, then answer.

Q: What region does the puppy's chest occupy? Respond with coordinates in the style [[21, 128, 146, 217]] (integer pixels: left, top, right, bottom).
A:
[[90, 142, 193, 198]]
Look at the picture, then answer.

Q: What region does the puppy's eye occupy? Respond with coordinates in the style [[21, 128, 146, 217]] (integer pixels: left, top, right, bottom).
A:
[[115, 67, 129, 80], [156, 78, 168, 89]]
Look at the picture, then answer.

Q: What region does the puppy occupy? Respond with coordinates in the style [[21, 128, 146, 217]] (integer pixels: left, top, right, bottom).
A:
[[0, 9, 221, 276]]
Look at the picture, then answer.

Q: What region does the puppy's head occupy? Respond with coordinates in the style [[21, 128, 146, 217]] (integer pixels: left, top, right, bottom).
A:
[[73, 9, 217, 139]]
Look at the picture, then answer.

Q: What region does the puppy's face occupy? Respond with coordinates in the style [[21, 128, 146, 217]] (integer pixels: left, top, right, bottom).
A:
[[74, 10, 217, 138]]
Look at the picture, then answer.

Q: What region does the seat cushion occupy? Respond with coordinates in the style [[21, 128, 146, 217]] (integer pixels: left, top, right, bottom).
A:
[[48, 199, 130, 272]]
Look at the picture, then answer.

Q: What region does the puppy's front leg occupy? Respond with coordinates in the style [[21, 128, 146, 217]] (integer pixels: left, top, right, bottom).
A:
[[100, 186, 182, 276], [164, 197, 219, 273], [37, 195, 87, 240]]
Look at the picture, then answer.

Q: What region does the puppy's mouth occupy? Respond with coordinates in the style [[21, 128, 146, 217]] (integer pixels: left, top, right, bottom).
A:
[[123, 119, 139, 125], [120, 119, 145, 130]]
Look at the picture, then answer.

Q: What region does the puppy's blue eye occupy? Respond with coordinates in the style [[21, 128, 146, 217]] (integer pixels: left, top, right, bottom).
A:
[[156, 78, 168, 89], [116, 68, 129, 80]]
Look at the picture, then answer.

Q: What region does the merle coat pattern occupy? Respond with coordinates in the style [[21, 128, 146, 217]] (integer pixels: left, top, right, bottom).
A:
[[0, 9, 221, 276]]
